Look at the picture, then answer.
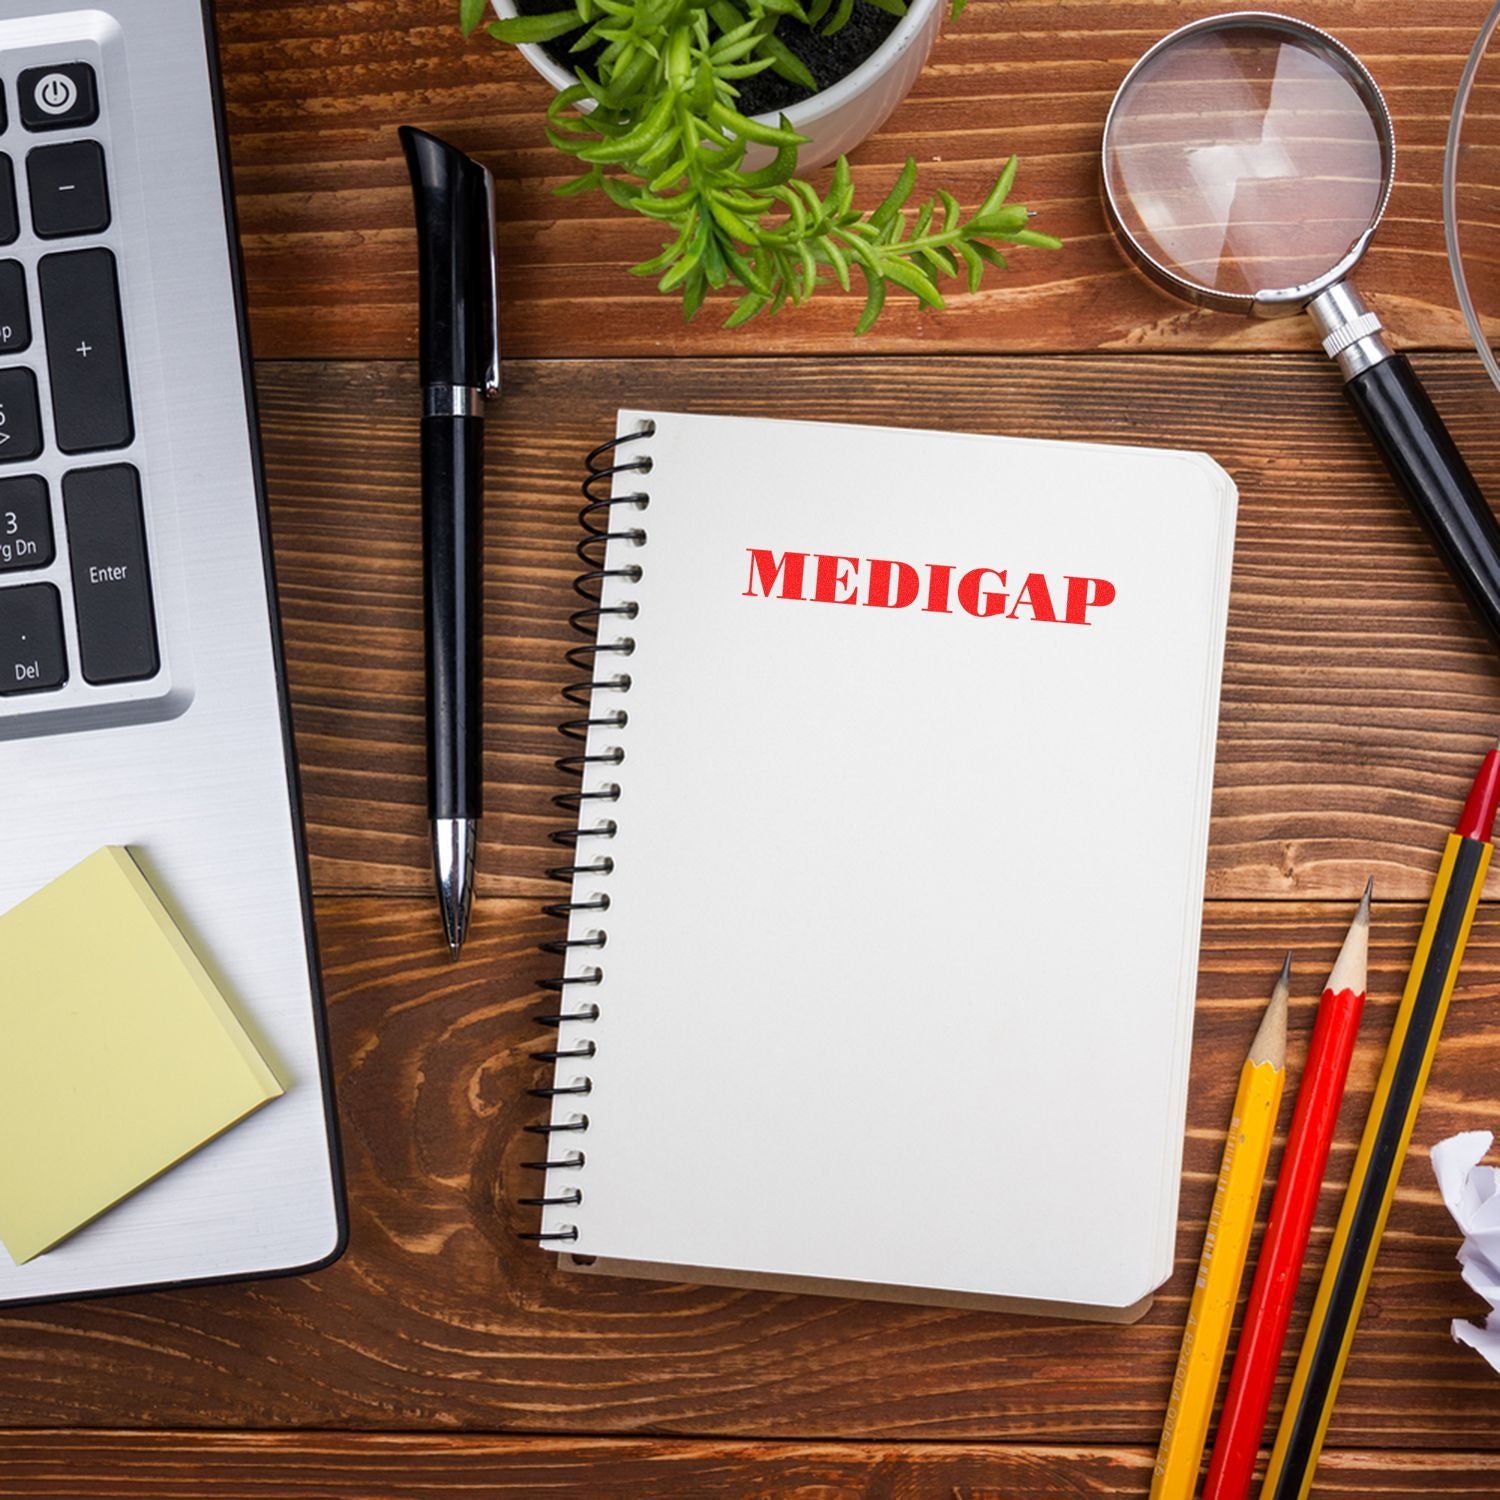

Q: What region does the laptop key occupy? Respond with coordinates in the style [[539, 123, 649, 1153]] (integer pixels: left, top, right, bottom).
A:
[[0, 157, 16, 247], [39, 248, 133, 453], [0, 582, 66, 694], [64, 464, 158, 684], [28, 141, 110, 238], [18, 64, 99, 133], [0, 476, 53, 571], [0, 369, 43, 463], [0, 263, 29, 354]]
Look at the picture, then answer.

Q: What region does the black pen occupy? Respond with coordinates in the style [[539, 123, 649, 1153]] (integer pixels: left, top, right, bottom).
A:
[[400, 128, 499, 955]]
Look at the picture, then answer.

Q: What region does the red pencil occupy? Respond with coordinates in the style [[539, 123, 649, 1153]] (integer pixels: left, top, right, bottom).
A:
[[1201, 881, 1372, 1500]]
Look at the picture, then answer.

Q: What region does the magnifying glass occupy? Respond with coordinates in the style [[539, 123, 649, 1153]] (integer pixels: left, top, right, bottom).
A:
[[1103, 11, 1500, 650]]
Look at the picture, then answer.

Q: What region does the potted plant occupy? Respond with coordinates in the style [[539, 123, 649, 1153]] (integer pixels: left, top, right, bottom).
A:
[[460, 0, 1057, 330]]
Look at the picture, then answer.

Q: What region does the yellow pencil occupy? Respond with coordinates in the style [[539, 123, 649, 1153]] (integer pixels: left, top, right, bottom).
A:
[[1152, 956, 1289, 1500]]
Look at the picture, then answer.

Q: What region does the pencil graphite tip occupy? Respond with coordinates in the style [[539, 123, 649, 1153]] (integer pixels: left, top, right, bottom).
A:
[[1326, 882, 1373, 997], [1251, 958, 1290, 1068]]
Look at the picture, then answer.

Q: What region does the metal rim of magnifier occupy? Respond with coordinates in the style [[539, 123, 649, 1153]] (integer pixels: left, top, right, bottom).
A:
[[1101, 10, 1396, 318], [1444, 0, 1500, 397]]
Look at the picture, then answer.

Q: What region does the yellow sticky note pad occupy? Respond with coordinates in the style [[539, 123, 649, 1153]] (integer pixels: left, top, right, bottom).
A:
[[0, 847, 282, 1264]]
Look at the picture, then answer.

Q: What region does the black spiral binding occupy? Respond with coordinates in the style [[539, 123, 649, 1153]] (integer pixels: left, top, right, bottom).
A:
[[518, 420, 654, 1246]]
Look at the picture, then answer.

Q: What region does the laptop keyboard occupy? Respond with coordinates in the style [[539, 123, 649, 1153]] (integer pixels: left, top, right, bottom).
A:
[[0, 59, 159, 699]]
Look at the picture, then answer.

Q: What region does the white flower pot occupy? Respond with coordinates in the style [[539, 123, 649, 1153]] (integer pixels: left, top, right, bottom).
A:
[[492, 0, 943, 171]]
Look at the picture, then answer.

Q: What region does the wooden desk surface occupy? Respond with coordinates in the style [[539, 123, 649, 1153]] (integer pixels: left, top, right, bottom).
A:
[[4, 2, 1500, 1496]]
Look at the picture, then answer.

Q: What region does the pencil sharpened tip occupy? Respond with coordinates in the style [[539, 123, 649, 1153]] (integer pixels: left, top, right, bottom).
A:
[[1251, 966, 1290, 1068], [1358, 875, 1374, 917]]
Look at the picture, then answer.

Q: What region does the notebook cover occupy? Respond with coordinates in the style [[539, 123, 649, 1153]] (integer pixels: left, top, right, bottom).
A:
[[0, 846, 282, 1264], [540, 411, 1237, 1312]]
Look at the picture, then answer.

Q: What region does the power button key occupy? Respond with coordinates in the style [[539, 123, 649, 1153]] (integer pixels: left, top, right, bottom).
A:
[[18, 64, 98, 132]]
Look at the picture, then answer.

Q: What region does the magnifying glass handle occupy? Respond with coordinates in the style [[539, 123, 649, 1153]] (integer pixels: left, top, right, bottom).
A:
[[1343, 353, 1500, 648]]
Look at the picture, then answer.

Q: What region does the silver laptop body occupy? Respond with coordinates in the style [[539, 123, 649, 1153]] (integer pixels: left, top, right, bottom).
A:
[[0, 0, 345, 1304]]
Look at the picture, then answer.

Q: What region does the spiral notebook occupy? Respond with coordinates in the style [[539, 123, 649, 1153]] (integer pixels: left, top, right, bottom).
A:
[[529, 410, 1237, 1320]]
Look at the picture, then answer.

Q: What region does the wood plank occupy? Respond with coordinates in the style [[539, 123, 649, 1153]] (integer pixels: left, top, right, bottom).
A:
[[215, 0, 1489, 360], [255, 354, 1500, 903], [0, 896, 1495, 1442], [2, 1432, 1498, 1498]]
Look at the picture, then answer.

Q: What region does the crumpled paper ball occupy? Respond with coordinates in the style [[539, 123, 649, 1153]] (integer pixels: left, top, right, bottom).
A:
[[1431, 1131, 1500, 1372]]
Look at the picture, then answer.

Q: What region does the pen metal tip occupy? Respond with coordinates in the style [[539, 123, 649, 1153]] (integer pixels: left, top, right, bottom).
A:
[[433, 817, 477, 960]]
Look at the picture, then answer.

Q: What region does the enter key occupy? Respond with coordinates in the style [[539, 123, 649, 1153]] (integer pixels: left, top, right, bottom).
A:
[[63, 464, 159, 684]]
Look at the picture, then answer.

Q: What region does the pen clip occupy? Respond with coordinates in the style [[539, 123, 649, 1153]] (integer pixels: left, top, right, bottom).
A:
[[482, 163, 501, 401]]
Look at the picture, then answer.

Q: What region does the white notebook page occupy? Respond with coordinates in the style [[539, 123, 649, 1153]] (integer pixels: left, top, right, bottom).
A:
[[541, 411, 1236, 1311]]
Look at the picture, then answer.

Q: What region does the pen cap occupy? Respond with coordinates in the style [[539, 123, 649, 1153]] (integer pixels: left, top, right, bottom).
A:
[[399, 127, 497, 392]]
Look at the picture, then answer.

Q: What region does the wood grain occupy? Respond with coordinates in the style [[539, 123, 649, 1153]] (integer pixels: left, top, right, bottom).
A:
[[2, 1433, 1498, 1498], [0, 895, 1495, 1444], [215, 0, 1492, 360], [256, 353, 1500, 903]]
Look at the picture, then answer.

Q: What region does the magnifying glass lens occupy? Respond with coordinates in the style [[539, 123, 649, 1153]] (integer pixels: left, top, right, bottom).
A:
[[1104, 22, 1390, 297]]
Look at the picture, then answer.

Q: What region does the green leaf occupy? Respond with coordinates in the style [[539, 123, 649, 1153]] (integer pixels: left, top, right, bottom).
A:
[[659, 222, 705, 291], [631, 218, 695, 275], [682, 269, 708, 320], [738, 137, 800, 190], [1011, 228, 1062, 249], [854, 270, 886, 335], [970, 203, 1028, 234], [600, 173, 641, 209], [554, 167, 604, 197], [880, 255, 944, 308], [547, 82, 594, 119], [719, 235, 770, 293], [648, 156, 691, 191], [823, 235, 850, 291], [487, 11, 582, 43], [761, 34, 816, 91], [822, 0, 854, 34], [723, 290, 769, 328], [709, 196, 761, 244], [460, 0, 490, 37], [822, 154, 853, 220], [919, 245, 959, 278], [976, 156, 1018, 220], [972, 241, 1008, 269], [702, 231, 728, 288], [577, 89, 676, 162], [796, 240, 818, 298], [949, 0, 967, 15], [869, 157, 918, 231], [956, 239, 984, 292], [708, 100, 806, 147], [718, 190, 776, 212]]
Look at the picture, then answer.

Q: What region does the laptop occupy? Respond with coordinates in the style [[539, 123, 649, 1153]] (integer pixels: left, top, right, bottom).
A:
[[0, 0, 346, 1302]]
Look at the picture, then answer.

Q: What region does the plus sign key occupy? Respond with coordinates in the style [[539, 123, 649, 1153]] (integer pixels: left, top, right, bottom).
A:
[[0, 583, 66, 694], [18, 64, 98, 132], [39, 248, 132, 453]]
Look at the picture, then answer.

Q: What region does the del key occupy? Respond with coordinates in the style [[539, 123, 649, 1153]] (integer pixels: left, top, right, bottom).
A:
[[63, 464, 158, 684], [40, 247, 133, 453]]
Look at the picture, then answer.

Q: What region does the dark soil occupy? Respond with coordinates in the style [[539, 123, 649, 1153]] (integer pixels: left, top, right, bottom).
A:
[[510, 0, 901, 117]]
